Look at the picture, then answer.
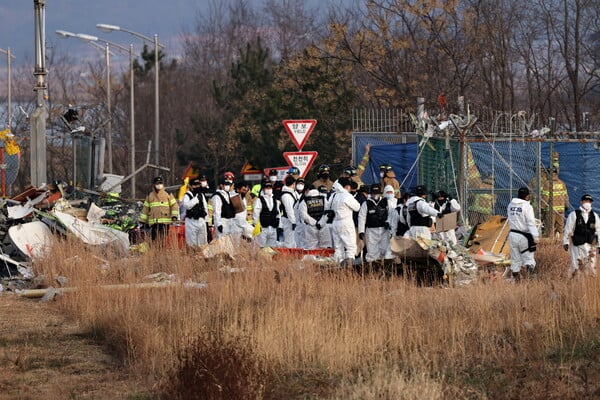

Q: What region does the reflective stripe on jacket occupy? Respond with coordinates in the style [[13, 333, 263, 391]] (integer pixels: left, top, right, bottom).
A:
[[139, 189, 178, 225]]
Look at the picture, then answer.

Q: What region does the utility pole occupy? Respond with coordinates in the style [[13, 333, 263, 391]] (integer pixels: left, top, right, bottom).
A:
[[30, 0, 47, 187]]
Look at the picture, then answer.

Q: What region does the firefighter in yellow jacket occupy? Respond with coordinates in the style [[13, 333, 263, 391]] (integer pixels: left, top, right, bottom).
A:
[[139, 176, 179, 242], [540, 152, 569, 237]]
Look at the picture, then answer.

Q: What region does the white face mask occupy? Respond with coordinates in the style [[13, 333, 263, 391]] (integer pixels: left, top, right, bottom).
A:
[[372, 194, 380, 200], [264, 189, 273, 196], [223, 185, 231, 192], [269, 176, 277, 182], [296, 184, 305, 192], [154, 184, 164, 190], [385, 193, 394, 200], [200, 181, 208, 188], [582, 202, 592, 211], [380, 172, 384, 178]]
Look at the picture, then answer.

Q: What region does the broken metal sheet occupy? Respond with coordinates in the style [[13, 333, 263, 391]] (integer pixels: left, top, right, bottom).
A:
[[51, 210, 130, 254], [87, 202, 106, 223], [8, 220, 53, 259], [7, 204, 34, 219], [390, 236, 438, 264]]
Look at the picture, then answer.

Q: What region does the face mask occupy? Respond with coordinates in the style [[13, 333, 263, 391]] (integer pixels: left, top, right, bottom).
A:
[[154, 184, 164, 191], [372, 194, 380, 200], [269, 176, 277, 182], [582, 202, 592, 211], [264, 189, 273, 196], [385, 193, 394, 200], [223, 185, 231, 191], [200, 181, 208, 188], [321, 173, 329, 179], [296, 184, 305, 192], [380, 172, 384, 178]]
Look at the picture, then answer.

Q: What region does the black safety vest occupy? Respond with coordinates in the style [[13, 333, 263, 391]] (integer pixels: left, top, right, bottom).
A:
[[572, 210, 597, 246], [279, 191, 297, 218], [259, 196, 279, 228], [365, 198, 388, 228], [213, 192, 235, 219], [434, 198, 452, 214], [185, 191, 206, 219], [396, 205, 409, 236], [305, 196, 325, 220], [408, 198, 432, 227]]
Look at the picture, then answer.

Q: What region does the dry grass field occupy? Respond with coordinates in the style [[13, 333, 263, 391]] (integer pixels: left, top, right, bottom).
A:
[[4, 237, 600, 399]]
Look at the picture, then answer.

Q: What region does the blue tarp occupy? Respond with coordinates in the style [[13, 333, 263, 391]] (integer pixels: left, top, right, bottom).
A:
[[355, 137, 600, 214], [353, 142, 418, 189]]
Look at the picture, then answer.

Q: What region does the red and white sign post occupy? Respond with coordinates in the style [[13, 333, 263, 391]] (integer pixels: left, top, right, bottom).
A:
[[283, 151, 318, 178], [283, 119, 317, 151]]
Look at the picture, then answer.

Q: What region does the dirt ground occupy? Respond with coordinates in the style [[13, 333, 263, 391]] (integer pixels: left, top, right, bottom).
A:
[[0, 294, 153, 400]]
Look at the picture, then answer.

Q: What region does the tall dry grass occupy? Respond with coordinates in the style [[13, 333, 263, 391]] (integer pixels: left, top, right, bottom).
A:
[[33, 237, 600, 399]]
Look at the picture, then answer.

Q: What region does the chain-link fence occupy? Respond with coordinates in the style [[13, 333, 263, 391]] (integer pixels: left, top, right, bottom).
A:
[[353, 129, 600, 237]]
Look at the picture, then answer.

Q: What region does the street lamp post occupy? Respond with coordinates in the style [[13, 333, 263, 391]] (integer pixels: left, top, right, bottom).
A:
[[97, 24, 164, 166], [0, 48, 15, 129], [56, 30, 137, 196]]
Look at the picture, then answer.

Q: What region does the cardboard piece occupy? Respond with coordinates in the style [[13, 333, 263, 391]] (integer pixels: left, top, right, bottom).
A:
[[435, 211, 457, 232]]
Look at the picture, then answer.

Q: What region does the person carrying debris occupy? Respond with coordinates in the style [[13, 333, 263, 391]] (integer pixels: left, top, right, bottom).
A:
[[562, 194, 600, 278], [406, 185, 442, 240], [139, 176, 179, 243], [228, 181, 254, 243], [432, 190, 461, 245], [182, 177, 209, 248], [507, 187, 539, 281]]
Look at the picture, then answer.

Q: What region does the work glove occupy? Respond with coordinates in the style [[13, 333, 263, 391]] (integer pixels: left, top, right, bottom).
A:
[[359, 232, 365, 241], [563, 243, 569, 251], [315, 223, 322, 230], [383, 222, 390, 230], [437, 213, 444, 219], [276, 227, 284, 237], [217, 225, 223, 233], [292, 223, 297, 231]]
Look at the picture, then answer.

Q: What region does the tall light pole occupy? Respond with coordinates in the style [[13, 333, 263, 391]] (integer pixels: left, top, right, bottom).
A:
[[0, 47, 15, 129], [56, 30, 137, 196], [31, 0, 47, 187], [97, 24, 164, 166]]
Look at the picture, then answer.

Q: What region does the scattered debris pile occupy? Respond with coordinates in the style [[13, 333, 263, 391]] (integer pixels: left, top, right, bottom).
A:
[[0, 184, 143, 292]]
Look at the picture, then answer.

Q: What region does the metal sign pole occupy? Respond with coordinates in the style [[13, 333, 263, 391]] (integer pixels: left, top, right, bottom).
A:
[[30, 0, 47, 187]]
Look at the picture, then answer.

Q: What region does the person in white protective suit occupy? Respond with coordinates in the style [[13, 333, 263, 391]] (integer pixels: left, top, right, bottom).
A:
[[329, 177, 361, 266], [253, 181, 280, 248], [229, 181, 254, 243], [358, 184, 392, 263], [293, 178, 307, 248], [562, 194, 600, 278], [181, 177, 209, 247], [389, 192, 410, 238], [279, 175, 298, 248], [432, 190, 461, 245], [211, 178, 236, 239], [507, 187, 540, 281], [299, 188, 331, 249], [406, 185, 442, 240]]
